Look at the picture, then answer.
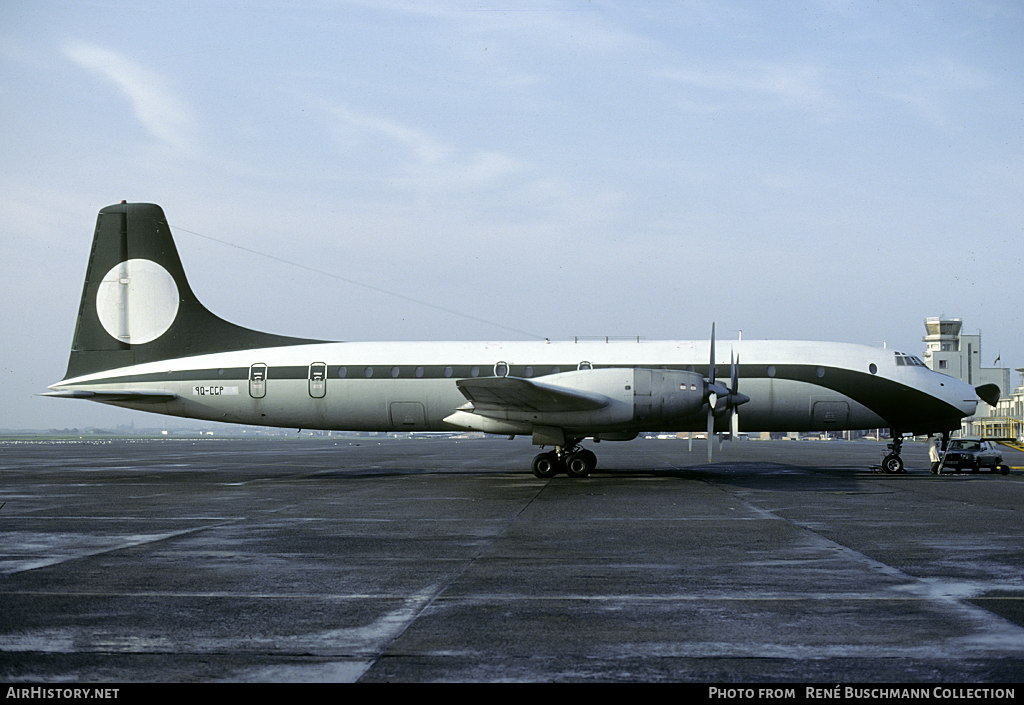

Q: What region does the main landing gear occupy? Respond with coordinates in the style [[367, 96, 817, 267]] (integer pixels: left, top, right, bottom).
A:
[[881, 430, 907, 474], [532, 442, 597, 479]]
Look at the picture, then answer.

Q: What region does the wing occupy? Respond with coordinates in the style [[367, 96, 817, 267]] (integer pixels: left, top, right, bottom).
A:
[[455, 376, 609, 413]]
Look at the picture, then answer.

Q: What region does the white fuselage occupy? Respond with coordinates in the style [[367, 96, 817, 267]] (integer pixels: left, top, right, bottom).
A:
[[50, 338, 979, 436]]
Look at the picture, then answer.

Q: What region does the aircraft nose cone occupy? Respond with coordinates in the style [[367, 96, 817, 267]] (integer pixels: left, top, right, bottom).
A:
[[976, 383, 1001, 407]]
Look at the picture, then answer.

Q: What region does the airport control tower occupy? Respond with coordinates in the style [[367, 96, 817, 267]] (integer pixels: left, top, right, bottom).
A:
[[923, 317, 966, 378], [923, 316, 1010, 397]]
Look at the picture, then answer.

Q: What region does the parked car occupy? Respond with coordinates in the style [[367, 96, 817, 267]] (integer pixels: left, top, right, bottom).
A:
[[941, 438, 1009, 474]]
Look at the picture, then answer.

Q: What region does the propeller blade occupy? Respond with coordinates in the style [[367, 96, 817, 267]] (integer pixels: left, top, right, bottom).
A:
[[707, 407, 715, 462], [729, 351, 740, 442], [709, 323, 716, 386]]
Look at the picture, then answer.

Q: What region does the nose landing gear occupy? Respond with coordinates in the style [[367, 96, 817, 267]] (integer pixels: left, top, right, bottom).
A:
[[881, 431, 907, 474]]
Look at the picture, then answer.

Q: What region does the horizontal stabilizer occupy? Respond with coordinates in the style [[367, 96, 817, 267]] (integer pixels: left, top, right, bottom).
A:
[[456, 376, 609, 413]]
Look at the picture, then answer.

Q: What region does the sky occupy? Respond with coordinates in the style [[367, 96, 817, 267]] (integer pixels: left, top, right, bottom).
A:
[[2, 0, 1022, 430]]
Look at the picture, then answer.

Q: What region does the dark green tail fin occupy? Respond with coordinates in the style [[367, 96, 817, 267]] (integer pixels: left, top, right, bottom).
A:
[[64, 202, 322, 379]]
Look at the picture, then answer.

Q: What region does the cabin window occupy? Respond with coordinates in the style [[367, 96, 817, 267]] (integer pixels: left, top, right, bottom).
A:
[[766, 366, 776, 378], [869, 363, 877, 375], [495, 362, 509, 377], [415, 366, 424, 378], [470, 366, 480, 377], [816, 367, 825, 378], [444, 366, 453, 378], [523, 366, 534, 377], [338, 366, 347, 378], [391, 366, 400, 378], [364, 366, 373, 378]]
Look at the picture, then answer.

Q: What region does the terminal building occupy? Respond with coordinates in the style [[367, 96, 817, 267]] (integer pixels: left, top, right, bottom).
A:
[[921, 317, 1021, 440], [988, 371, 1024, 441]]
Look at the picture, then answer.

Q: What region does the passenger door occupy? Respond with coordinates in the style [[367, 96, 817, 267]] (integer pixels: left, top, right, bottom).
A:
[[249, 363, 267, 399], [309, 362, 327, 399]]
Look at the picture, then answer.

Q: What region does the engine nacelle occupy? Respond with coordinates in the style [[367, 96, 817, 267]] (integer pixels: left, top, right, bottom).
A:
[[491, 367, 707, 429], [444, 367, 710, 440], [632, 368, 706, 425]]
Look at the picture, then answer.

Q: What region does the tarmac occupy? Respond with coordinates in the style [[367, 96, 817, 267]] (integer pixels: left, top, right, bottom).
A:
[[1, 435, 1023, 683]]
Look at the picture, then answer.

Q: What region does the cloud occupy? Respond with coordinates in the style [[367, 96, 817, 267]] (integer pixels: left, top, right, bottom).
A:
[[64, 42, 196, 153], [661, 61, 834, 115], [878, 60, 992, 129], [324, 103, 527, 192], [326, 104, 449, 164]]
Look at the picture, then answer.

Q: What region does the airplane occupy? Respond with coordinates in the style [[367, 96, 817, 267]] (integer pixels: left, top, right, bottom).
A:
[[46, 202, 1000, 478]]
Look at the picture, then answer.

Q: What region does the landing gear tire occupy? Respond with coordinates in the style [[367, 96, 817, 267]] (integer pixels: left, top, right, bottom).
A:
[[532, 451, 561, 479], [565, 450, 596, 478], [882, 454, 904, 474]]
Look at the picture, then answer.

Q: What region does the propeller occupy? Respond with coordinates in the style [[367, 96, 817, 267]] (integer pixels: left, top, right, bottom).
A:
[[703, 324, 751, 462]]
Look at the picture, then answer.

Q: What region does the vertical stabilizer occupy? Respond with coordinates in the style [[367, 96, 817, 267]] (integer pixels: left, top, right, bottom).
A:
[[64, 202, 322, 379]]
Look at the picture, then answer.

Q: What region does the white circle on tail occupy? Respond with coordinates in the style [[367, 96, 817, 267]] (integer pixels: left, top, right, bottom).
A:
[[96, 259, 180, 344]]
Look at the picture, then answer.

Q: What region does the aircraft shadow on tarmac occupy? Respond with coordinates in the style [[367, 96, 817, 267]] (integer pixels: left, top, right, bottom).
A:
[[307, 461, 885, 494]]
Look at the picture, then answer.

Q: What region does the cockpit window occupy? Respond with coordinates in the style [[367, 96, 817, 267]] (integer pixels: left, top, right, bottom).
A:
[[894, 352, 926, 367]]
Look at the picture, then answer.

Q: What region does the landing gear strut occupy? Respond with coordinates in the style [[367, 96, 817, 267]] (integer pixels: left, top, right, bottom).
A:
[[532, 442, 597, 479], [881, 430, 906, 474]]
